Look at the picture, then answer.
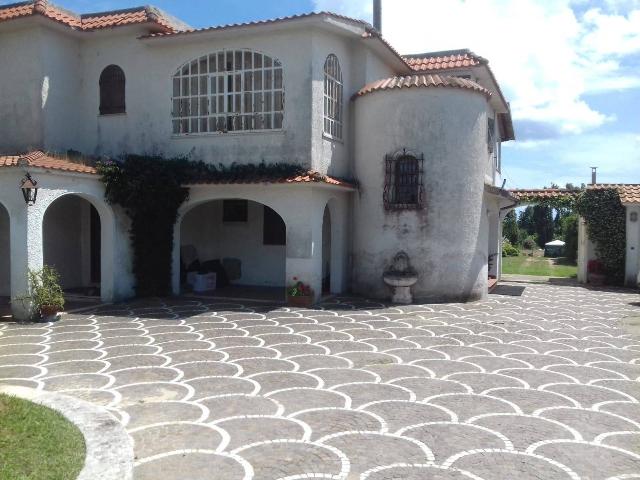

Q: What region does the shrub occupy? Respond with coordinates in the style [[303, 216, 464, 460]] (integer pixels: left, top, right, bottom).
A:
[[15, 266, 65, 319], [561, 214, 579, 262], [502, 240, 520, 257], [522, 236, 537, 250]]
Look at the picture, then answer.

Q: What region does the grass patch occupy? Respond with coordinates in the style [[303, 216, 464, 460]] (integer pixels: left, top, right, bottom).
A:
[[502, 255, 577, 278], [0, 394, 85, 480]]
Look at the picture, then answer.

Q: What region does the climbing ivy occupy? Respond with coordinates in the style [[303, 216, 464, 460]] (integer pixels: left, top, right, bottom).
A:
[[97, 155, 313, 297], [575, 188, 626, 285], [515, 193, 579, 211], [98, 156, 189, 297]]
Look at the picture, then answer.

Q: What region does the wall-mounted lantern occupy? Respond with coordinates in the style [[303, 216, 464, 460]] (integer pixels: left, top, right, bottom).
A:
[[20, 173, 38, 206], [631, 211, 638, 223]]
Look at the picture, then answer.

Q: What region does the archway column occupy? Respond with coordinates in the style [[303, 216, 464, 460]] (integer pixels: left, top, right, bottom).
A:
[[284, 194, 324, 302], [10, 203, 44, 320]]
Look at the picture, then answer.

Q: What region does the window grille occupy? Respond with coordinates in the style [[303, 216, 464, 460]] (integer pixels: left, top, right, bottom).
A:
[[383, 149, 424, 210], [171, 50, 284, 135], [323, 54, 343, 140], [99, 65, 126, 115]]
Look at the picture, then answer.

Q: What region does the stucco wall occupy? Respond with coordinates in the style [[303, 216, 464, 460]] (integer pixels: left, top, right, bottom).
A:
[[311, 31, 351, 178], [352, 87, 491, 302], [0, 168, 134, 319], [625, 205, 640, 286], [40, 28, 82, 153], [181, 200, 286, 287], [0, 203, 9, 296], [70, 27, 314, 167], [0, 27, 44, 151]]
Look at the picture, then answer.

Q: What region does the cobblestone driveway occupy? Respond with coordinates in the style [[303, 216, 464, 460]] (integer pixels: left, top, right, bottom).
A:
[[1, 283, 640, 479]]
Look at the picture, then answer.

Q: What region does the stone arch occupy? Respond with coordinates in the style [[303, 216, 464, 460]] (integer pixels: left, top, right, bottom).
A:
[[41, 191, 116, 302], [174, 193, 289, 299], [323, 196, 346, 295]]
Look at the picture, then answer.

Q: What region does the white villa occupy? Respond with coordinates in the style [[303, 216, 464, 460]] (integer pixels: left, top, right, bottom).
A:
[[0, 1, 515, 320]]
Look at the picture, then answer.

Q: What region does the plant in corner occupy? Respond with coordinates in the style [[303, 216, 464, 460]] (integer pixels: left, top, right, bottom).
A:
[[15, 266, 65, 320], [287, 278, 314, 308]]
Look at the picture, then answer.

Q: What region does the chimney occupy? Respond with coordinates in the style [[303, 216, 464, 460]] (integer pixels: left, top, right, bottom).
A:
[[373, 0, 381, 32], [591, 166, 597, 185]]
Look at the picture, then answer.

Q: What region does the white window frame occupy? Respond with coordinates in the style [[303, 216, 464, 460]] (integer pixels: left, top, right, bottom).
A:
[[323, 54, 343, 141], [172, 49, 284, 136]]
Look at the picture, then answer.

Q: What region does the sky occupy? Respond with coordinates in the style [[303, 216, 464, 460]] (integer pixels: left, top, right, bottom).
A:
[[4, 0, 639, 188]]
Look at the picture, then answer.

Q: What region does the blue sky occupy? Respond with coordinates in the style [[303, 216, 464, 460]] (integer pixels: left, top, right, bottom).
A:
[[4, 0, 639, 188]]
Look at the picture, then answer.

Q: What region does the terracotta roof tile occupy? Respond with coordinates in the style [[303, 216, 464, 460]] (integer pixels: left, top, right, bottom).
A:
[[0, 151, 97, 174], [142, 11, 369, 38], [189, 170, 355, 189], [404, 49, 485, 72], [0, 1, 180, 32], [590, 184, 640, 205], [508, 188, 581, 201], [139, 11, 410, 70], [355, 74, 491, 99]]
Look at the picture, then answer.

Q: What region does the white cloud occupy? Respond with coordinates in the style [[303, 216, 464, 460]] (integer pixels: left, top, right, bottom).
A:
[[313, 0, 640, 137], [502, 132, 640, 187]]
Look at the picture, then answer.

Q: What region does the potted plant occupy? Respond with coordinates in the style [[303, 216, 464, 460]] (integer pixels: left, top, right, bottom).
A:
[[287, 278, 314, 308], [587, 259, 606, 286], [16, 266, 65, 321]]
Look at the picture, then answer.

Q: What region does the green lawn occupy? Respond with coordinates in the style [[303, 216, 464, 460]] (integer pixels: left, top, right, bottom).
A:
[[0, 394, 85, 480], [502, 255, 578, 278]]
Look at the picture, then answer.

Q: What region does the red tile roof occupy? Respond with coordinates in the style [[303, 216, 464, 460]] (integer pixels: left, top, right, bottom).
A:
[[0, 151, 354, 188], [404, 50, 485, 71], [190, 170, 356, 189], [139, 11, 410, 71], [355, 74, 492, 99], [509, 188, 581, 200], [590, 184, 640, 205], [510, 186, 640, 205], [0, 1, 181, 32], [0, 151, 97, 174]]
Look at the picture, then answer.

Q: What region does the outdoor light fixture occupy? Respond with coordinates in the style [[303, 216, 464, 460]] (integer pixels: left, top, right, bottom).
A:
[[20, 173, 38, 206], [631, 211, 638, 223]]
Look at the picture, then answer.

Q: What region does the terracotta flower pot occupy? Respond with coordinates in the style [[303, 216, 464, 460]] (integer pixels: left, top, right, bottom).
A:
[[287, 295, 314, 308], [40, 305, 61, 319]]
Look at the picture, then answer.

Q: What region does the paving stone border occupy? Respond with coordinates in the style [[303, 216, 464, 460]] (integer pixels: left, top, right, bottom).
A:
[[0, 385, 133, 480]]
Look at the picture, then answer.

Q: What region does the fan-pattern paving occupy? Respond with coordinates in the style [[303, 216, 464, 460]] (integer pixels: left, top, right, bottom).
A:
[[1, 283, 639, 479]]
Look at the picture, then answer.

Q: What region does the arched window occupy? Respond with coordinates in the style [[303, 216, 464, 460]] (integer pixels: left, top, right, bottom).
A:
[[172, 50, 284, 135], [383, 149, 424, 210], [99, 65, 126, 115], [323, 54, 343, 140]]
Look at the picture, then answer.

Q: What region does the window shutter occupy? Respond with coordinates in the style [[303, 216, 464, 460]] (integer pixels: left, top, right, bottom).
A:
[[99, 65, 126, 115]]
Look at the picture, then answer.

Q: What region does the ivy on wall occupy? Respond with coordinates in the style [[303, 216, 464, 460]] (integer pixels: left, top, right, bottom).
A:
[[98, 156, 189, 296], [514, 188, 627, 284], [575, 188, 626, 284], [97, 155, 311, 297]]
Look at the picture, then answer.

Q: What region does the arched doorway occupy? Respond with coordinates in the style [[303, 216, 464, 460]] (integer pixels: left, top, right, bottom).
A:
[[43, 195, 102, 299], [322, 205, 331, 294], [180, 199, 287, 301], [0, 202, 10, 317]]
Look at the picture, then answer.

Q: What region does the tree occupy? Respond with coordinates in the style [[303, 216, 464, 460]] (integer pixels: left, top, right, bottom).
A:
[[532, 205, 554, 247], [561, 214, 579, 262], [518, 206, 536, 236], [502, 210, 520, 245]]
